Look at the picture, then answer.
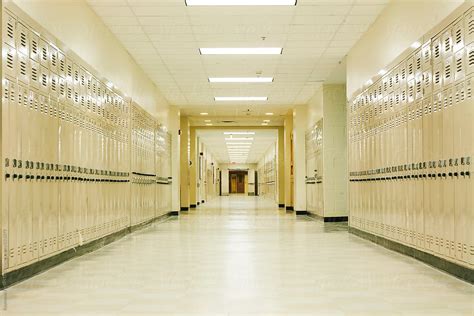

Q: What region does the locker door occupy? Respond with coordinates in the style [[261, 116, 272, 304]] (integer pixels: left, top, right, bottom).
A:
[[422, 96, 433, 253]]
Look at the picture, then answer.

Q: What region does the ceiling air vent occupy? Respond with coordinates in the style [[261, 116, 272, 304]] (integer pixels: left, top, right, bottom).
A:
[[221, 120, 236, 123]]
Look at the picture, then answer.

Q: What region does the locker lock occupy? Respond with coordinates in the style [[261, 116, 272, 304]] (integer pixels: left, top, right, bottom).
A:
[[449, 159, 453, 167], [13, 159, 17, 168], [466, 157, 471, 166], [5, 158, 9, 167]]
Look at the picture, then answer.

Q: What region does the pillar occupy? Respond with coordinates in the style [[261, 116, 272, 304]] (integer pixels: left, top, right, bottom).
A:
[[293, 105, 307, 214], [284, 113, 294, 210], [179, 116, 190, 210]]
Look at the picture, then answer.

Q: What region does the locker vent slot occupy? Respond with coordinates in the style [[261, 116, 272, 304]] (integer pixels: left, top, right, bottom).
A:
[[6, 51, 14, 70], [20, 59, 27, 76], [6, 20, 14, 42], [41, 73, 47, 88], [444, 36, 451, 53], [51, 53, 57, 67], [31, 66, 38, 82], [41, 47, 48, 62], [469, 49, 474, 66], [20, 31, 27, 50]]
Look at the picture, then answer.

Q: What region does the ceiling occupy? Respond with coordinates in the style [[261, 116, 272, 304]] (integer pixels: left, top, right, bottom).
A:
[[87, 0, 388, 116], [197, 129, 277, 164]]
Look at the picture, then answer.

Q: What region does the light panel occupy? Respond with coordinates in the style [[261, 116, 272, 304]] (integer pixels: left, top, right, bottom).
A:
[[225, 138, 254, 141], [209, 77, 273, 83], [223, 132, 255, 135], [187, 0, 296, 5], [216, 97, 268, 101], [200, 48, 282, 55], [226, 142, 252, 145]]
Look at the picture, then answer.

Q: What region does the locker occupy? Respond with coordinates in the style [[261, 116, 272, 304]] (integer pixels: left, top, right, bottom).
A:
[[454, 49, 465, 82], [3, 44, 17, 79], [29, 29, 40, 62], [39, 65, 49, 94], [465, 8, 474, 44], [442, 28, 453, 57], [433, 62, 443, 92], [422, 41, 432, 70], [17, 51, 29, 84], [467, 43, 474, 75], [432, 35, 443, 65], [453, 19, 465, 53], [443, 56, 454, 86], [3, 11, 16, 48], [15, 22, 29, 57], [38, 38, 49, 68]]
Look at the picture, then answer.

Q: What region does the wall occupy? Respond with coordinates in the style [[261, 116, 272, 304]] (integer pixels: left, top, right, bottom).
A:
[[305, 84, 348, 219], [347, 0, 464, 97], [196, 142, 219, 203], [257, 143, 278, 201], [292, 105, 307, 212]]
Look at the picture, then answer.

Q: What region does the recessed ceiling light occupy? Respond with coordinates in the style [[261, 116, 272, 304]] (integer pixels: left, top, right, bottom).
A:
[[216, 97, 268, 101], [263, 120, 270, 123], [205, 119, 211, 122], [225, 137, 254, 141], [226, 142, 252, 145], [209, 77, 274, 83], [200, 48, 282, 55], [200, 112, 209, 115], [261, 123, 268, 126], [265, 113, 274, 116], [227, 146, 251, 148], [206, 123, 213, 126], [224, 132, 255, 135], [187, 0, 296, 5]]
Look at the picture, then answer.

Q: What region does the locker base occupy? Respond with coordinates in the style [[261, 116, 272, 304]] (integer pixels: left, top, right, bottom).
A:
[[306, 212, 348, 223], [0, 211, 177, 290], [349, 227, 474, 284], [278, 204, 285, 208], [190, 204, 197, 208], [248, 193, 256, 196], [180, 207, 189, 211], [295, 210, 307, 215], [286, 206, 294, 211]]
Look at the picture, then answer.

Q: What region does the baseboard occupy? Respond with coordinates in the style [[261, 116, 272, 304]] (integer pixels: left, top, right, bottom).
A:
[[306, 212, 348, 222], [295, 210, 307, 215], [286, 206, 294, 211], [190, 204, 197, 208], [180, 207, 189, 211], [349, 227, 474, 284], [169, 211, 179, 216], [278, 204, 285, 208], [0, 212, 177, 290], [248, 193, 255, 196]]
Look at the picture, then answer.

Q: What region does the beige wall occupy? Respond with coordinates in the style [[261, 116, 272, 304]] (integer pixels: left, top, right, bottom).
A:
[[11, 0, 172, 124], [346, 0, 464, 97], [292, 105, 307, 212]]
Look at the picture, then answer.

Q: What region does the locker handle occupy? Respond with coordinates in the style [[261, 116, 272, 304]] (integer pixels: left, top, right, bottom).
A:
[[36, 175, 41, 180], [13, 174, 18, 179], [18, 175, 23, 179], [466, 171, 470, 177], [453, 172, 458, 177], [448, 172, 453, 177], [26, 175, 30, 180], [5, 174, 10, 179]]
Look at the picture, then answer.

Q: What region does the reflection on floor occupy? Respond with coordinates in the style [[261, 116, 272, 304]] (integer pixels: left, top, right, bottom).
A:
[[1, 196, 472, 315]]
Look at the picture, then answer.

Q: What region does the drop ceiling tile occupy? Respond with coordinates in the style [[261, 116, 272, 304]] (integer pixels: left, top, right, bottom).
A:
[[92, 6, 135, 17]]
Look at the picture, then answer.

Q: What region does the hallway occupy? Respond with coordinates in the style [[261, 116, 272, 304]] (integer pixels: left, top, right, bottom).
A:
[[1, 197, 472, 315]]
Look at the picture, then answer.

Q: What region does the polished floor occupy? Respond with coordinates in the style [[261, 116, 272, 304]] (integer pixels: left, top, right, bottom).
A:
[[1, 196, 473, 315]]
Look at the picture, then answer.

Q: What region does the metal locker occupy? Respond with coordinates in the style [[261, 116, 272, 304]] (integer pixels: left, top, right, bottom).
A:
[[422, 41, 432, 70], [443, 56, 454, 86], [3, 11, 16, 48], [442, 28, 453, 57], [39, 65, 49, 94], [17, 51, 29, 85], [466, 43, 474, 75], [38, 38, 49, 68], [15, 22, 29, 57], [454, 49, 465, 82], [432, 35, 443, 65], [453, 19, 465, 53], [29, 29, 40, 62], [433, 62, 443, 92], [3, 44, 17, 79], [465, 8, 474, 44]]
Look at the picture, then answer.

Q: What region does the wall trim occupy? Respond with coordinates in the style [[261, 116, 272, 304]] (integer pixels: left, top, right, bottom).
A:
[[1, 212, 177, 290], [306, 212, 348, 222], [349, 227, 474, 284]]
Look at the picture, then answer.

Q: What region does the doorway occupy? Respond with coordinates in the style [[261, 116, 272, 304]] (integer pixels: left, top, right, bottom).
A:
[[229, 170, 247, 194]]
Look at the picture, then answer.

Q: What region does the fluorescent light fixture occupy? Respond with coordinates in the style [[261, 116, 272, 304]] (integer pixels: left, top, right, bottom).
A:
[[263, 120, 270, 123], [226, 142, 252, 145], [223, 132, 255, 135], [209, 77, 273, 83], [200, 48, 282, 55], [378, 69, 387, 76], [206, 123, 213, 126], [265, 112, 274, 116], [261, 123, 268, 126], [204, 119, 211, 122], [227, 146, 251, 149], [200, 112, 209, 115], [225, 138, 254, 141], [187, 0, 296, 5], [216, 97, 268, 101]]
